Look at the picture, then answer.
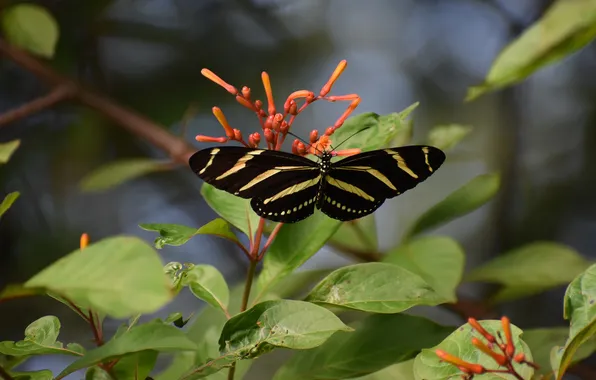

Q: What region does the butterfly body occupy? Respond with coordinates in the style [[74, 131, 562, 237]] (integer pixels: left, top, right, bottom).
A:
[[189, 146, 445, 223]]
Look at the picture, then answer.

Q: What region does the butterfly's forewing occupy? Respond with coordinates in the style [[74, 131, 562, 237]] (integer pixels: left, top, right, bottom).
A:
[[318, 145, 445, 221], [189, 147, 320, 222]]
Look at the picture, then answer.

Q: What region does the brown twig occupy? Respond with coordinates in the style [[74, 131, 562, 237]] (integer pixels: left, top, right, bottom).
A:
[[0, 39, 195, 164], [0, 84, 75, 126]]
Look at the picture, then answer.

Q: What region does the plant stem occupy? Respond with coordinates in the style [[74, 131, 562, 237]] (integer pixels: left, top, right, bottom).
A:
[[241, 259, 258, 314], [228, 258, 258, 380], [0, 365, 14, 380]]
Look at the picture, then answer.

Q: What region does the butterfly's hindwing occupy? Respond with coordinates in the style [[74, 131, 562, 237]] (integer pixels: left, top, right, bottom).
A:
[[251, 177, 319, 222], [189, 147, 318, 199], [317, 146, 445, 220]]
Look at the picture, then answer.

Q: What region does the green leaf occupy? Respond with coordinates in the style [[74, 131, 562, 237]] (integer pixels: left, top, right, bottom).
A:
[[414, 320, 534, 380], [465, 242, 590, 303], [427, 124, 472, 151], [1, 4, 59, 58], [466, 0, 596, 101], [383, 236, 465, 303], [330, 104, 419, 151], [553, 263, 596, 379], [24, 236, 172, 318], [80, 158, 170, 192], [0, 140, 20, 164], [85, 367, 112, 380], [406, 173, 500, 239], [264, 268, 334, 301], [183, 300, 350, 379], [305, 262, 449, 313], [0, 192, 20, 219], [351, 360, 415, 380], [201, 183, 260, 238], [254, 212, 341, 304], [0, 316, 84, 357], [329, 215, 378, 252], [139, 219, 238, 249], [0, 284, 45, 303], [522, 327, 596, 375], [182, 264, 230, 314], [156, 285, 252, 380], [57, 321, 197, 379], [220, 300, 351, 354], [112, 350, 158, 380], [9, 370, 53, 380], [274, 314, 452, 380]]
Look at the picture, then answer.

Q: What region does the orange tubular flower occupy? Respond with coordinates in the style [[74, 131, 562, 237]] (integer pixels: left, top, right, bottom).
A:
[[471, 338, 507, 366], [501, 316, 515, 357], [334, 148, 361, 157], [201, 69, 238, 95], [320, 60, 347, 97], [261, 72, 276, 115], [212, 107, 234, 138], [468, 318, 496, 343], [435, 350, 485, 375], [196, 135, 228, 143], [80, 233, 89, 250]]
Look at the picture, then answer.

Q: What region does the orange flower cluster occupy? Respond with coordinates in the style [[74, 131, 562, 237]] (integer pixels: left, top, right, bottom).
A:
[[197, 60, 361, 156], [436, 317, 538, 379]]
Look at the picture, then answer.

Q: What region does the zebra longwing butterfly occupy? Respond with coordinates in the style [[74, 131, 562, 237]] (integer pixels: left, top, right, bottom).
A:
[[189, 145, 445, 223]]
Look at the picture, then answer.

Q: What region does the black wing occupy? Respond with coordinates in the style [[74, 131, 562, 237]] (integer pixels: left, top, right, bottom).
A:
[[318, 145, 445, 221], [189, 147, 320, 222]]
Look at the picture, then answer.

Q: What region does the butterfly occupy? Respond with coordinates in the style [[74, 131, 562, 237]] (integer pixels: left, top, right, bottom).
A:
[[189, 144, 445, 223]]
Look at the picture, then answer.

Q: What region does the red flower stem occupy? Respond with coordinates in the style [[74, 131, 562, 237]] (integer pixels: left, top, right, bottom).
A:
[[251, 218, 266, 258], [88, 311, 104, 346], [258, 222, 284, 260]]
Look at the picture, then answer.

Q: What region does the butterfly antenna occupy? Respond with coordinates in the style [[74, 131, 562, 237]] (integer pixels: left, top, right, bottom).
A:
[[286, 130, 324, 156], [330, 126, 372, 151]]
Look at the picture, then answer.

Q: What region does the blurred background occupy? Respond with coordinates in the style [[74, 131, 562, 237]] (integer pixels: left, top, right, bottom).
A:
[[1, 0, 596, 378]]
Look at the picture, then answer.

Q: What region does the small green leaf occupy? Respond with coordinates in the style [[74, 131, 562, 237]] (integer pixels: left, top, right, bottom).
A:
[[406, 173, 500, 239], [330, 104, 419, 151], [329, 215, 378, 252], [57, 321, 197, 379], [0, 192, 20, 219], [427, 124, 472, 151], [522, 327, 596, 375], [139, 219, 238, 249], [182, 264, 230, 314], [553, 263, 596, 379], [112, 350, 158, 380], [465, 242, 590, 303], [0, 140, 20, 164], [0, 316, 83, 357], [466, 0, 596, 101], [80, 158, 170, 192], [254, 213, 341, 304], [383, 236, 465, 302], [201, 183, 260, 239], [414, 320, 534, 380], [24, 236, 172, 318], [9, 370, 53, 380], [1, 4, 59, 58], [305, 262, 449, 313], [274, 314, 452, 380]]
